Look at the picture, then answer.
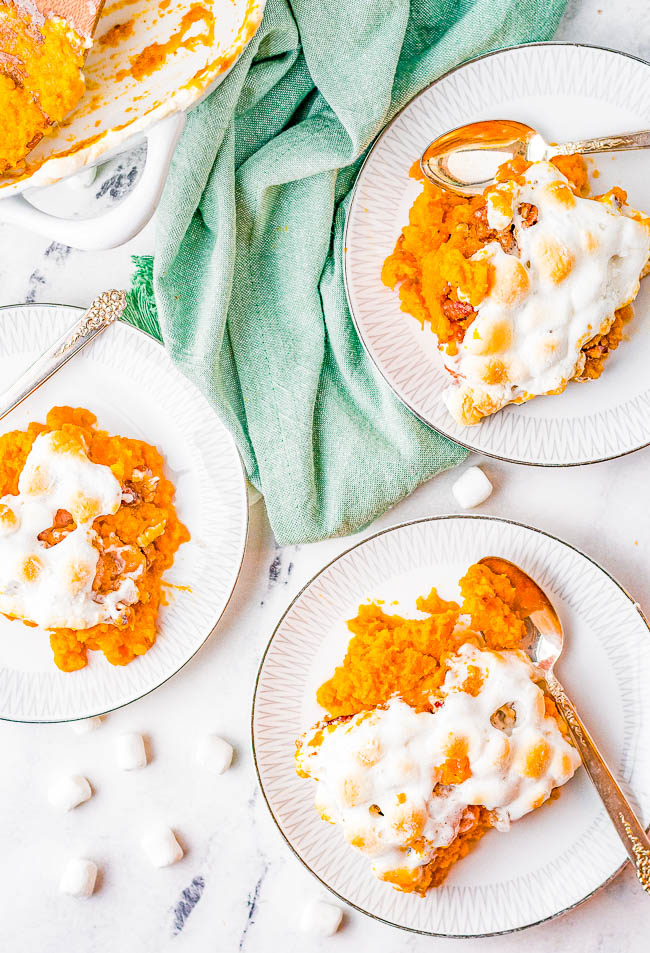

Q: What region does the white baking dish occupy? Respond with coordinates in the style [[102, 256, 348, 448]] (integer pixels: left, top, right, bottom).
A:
[[0, 0, 266, 249]]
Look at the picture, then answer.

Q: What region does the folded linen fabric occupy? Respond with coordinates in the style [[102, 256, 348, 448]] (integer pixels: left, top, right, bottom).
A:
[[126, 0, 567, 545]]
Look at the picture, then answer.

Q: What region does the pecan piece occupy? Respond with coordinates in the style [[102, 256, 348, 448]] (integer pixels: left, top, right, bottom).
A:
[[472, 204, 493, 242], [495, 227, 516, 253], [121, 480, 142, 505], [518, 202, 539, 227], [442, 298, 476, 322], [37, 509, 75, 548]]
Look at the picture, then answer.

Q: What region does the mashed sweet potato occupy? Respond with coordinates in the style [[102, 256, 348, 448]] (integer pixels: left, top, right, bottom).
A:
[[0, 1, 86, 174], [317, 563, 526, 719], [0, 407, 189, 671]]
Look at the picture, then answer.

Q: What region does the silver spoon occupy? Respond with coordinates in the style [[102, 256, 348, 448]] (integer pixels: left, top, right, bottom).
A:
[[421, 120, 650, 195], [479, 555, 650, 895], [0, 289, 127, 422]]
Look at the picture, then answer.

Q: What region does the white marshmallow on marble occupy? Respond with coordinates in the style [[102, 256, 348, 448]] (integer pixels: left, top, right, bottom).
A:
[[71, 716, 103, 735], [59, 858, 97, 898], [141, 826, 183, 867], [48, 775, 92, 812], [115, 732, 147, 770], [452, 466, 493, 509], [195, 734, 233, 774], [300, 899, 343, 936]]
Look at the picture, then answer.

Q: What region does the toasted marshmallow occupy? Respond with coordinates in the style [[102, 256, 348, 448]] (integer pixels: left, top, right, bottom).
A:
[[297, 644, 580, 886], [0, 503, 19, 535], [443, 161, 650, 425], [0, 430, 143, 629]]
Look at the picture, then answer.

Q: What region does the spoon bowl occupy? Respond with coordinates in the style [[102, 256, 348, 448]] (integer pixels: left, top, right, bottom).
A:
[[421, 119, 650, 195], [479, 555, 563, 673]]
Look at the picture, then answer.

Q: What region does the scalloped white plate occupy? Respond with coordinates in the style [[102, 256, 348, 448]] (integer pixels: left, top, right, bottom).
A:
[[344, 43, 650, 465], [253, 515, 650, 936], [0, 305, 248, 722]]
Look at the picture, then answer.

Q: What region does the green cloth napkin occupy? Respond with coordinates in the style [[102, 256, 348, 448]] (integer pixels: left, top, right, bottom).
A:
[[126, 0, 567, 546]]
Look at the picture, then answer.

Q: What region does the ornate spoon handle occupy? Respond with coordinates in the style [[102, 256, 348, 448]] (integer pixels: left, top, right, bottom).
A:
[[0, 289, 127, 422], [554, 129, 650, 156], [546, 670, 650, 894]]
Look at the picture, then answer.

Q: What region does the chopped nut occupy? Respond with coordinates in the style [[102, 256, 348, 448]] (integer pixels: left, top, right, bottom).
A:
[[137, 520, 167, 548], [518, 202, 539, 227], [441, 297, 476, 322], [37, 509, 76, 548], [121, 481, 142, 505]]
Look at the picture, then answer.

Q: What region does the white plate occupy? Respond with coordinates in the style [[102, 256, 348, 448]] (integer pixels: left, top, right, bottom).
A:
[[344, 43, 650, 466], [0, 305, 248, 722], [252, 515, 650, 936]]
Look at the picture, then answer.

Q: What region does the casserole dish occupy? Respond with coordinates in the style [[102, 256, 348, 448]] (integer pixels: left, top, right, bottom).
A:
[[0, 0, 266, 248]]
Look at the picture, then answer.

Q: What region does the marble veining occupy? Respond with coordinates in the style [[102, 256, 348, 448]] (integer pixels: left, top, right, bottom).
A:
[[239, 863, 270, 951], [0, 1, 648, 951], [94, 152, 144, 204], [172, 875, 206, 935]]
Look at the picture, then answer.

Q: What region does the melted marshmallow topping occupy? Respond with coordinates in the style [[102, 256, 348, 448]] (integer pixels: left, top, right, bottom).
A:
[[0, 430, 141, 629], [296, 643, 581, 882], [442, 161, 650, 426]]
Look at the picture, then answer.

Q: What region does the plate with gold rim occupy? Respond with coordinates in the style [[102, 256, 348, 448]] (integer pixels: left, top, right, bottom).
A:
[[252, 514, 650, 936], [344, 43, 650, 466], [0, 304, 248, 723]]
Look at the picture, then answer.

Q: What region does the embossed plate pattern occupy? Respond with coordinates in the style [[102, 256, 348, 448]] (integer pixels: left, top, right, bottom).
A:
[[253, 515, 650, 936], [0, 305, 248, 722], [344, 44, 650, 465]]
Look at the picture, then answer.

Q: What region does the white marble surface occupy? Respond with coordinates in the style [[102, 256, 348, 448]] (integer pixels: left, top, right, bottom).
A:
[[1, 1, 650, 950]]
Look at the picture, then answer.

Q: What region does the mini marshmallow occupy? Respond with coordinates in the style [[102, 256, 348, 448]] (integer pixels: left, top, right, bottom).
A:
[[195, 734, 233, 775], [300, 900, 343, 936], [141, 827, 183, 867], [452, 466, 493, 509], [59, 858, 97, 898], [115, 732, 147, 770], [48, 775, 92, 812], [71, 716, 103, 735]]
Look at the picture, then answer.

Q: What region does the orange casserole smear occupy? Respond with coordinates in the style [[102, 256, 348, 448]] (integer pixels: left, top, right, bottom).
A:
[[0, 1, 86, 174], [0, 407, 189, 672], [116, 5, 215, 82], [314, 563, 543, 894]]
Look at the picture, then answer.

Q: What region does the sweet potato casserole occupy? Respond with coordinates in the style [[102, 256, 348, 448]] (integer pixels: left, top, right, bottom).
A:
[[295, 564, 580, 894], [0, 1, 86, 174], [0, 407, 188, 671], [382, 155, 650, 425]]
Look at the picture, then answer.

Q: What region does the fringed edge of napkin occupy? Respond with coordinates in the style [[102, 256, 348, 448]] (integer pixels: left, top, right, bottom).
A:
[[123, 255, 163, 343]]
